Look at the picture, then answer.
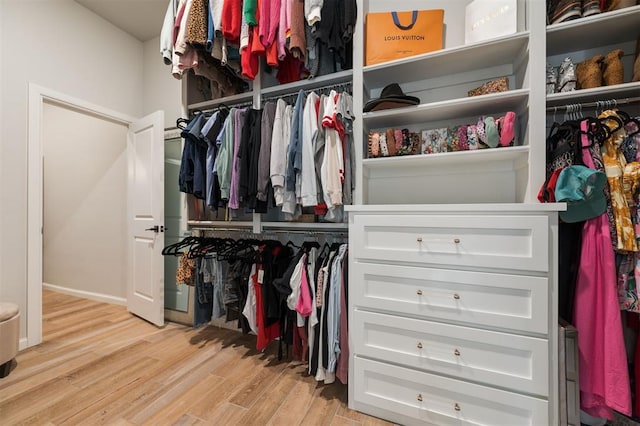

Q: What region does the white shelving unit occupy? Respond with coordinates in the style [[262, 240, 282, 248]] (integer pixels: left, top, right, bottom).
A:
[[352, 0, 543, 207], [347, 2, 563, 426], [345, 2, 639, 425]]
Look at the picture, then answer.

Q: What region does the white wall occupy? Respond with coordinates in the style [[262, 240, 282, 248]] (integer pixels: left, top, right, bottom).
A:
[[143, 36, 183, 129], [0, 0, 144, 340], [0, 0, 4, 305], [43, 101, 128, 301]]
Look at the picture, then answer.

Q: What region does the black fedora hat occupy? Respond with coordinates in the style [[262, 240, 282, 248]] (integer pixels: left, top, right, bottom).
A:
[[363, 83, 420, 112]]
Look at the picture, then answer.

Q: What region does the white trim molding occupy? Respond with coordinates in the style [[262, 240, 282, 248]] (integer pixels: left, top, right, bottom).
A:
[[43, 283, 127, 306], [26, 84, 135, 348]]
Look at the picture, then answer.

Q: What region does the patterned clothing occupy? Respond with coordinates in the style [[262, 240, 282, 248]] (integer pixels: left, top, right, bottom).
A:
[[600, 110, 637, 252], [176, 252, 195, 286], [585, 120, 619, 250]]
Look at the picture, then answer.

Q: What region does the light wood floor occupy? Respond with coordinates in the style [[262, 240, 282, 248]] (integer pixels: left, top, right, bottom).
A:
[[0, 290, 392, 426]]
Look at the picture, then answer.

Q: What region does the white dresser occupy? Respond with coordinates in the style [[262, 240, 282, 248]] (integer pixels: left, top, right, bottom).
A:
[[347, 204, 560, 426]]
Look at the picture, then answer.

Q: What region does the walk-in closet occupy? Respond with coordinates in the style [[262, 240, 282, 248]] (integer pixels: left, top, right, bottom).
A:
[[2, 1, 640, 425]]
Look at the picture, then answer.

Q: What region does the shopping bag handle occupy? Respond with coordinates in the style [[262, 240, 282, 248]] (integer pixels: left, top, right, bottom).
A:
[[391, 11, 418, 30]]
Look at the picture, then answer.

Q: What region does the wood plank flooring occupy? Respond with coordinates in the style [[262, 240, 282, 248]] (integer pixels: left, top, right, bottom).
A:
[[0, 290, 393, 426]]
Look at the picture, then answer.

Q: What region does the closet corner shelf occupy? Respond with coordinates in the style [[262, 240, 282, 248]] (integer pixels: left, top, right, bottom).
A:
[[546, 5, 640, 56], [362, 146, 529, 171], [362, 32, 530, 89], [187, 91, 255, 111], [260, 70, 352, 99], [546, 82, 640, 107], [363, 89, 529, 129]]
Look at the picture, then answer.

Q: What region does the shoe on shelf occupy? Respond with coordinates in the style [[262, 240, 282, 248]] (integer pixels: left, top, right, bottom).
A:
[[558, 57, 578, 92], [548, 0, 582, 24], [606, 0, 638, 11], [576, 54, 604, 89], [602, 49, 625, 86], [582, 0, 602, 17]]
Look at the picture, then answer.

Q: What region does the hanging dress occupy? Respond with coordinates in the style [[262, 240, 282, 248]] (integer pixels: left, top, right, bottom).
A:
[[574, 118, 632, 419]]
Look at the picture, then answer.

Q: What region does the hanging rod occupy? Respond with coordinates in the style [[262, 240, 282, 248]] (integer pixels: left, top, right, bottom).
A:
[[261, 81, 353, 103], [189, 226, 348, 236], [546, 96, 640, 111], [192, 99, 255, 115], [262, 228, 348, 236], [189, 230, 348, 243]]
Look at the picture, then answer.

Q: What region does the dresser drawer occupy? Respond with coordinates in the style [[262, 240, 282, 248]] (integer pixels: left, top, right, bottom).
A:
[[352, 262, 548, 335], [354, 357, 548, 426], [351, 214, 548, 272], [353, 310, 549, 396]]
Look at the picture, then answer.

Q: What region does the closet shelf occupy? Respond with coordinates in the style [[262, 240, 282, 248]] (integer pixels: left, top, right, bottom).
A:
[[187, 91, 254, 111], [363, 146, 529, 172], [546, 82, 640, 108], [187, 220, 253, 228], [363, 89, 529, 129], [187, 220, 348, 233], [362, 32, 529, 89], [260, 70, 352, 99], [546, 6, 640, 56], [261, 222, 348, 231]]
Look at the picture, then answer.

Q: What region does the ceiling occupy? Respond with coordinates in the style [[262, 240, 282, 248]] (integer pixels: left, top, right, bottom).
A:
[[75, 0, 168, 42]]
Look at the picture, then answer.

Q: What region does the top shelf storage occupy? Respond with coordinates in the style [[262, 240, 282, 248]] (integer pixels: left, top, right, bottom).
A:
[[362, 32, 529, 89], [546, 5, 640, 56]]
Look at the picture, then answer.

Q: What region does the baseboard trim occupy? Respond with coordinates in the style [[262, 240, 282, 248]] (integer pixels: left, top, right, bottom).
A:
[[19, 337, 29, 351], [43, 283, 127, 306]]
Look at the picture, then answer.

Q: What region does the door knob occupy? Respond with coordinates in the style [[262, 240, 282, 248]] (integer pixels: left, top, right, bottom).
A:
[[145, 225, 165, 233]]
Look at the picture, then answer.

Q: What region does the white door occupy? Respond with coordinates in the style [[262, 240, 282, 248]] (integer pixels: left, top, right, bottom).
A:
[[127, 111, 165, 326]]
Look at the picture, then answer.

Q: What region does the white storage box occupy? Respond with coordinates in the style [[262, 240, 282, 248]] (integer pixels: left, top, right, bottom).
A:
[[465, 0, 520, 44]]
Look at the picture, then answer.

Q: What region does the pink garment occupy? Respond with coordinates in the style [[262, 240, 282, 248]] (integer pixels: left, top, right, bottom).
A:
[[277, 0, 291, 61], [296, 254, 313, 317], [173, 0, 187, 45], [259, 0, 281, 47], [574, 120, 631, 419]]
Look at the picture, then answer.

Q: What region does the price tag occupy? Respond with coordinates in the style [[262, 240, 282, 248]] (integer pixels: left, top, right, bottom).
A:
[[257, 269, 264, 284]]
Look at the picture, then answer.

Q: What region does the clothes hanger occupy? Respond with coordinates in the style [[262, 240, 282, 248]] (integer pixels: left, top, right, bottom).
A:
[[302, 240, 320, 250], [286, 240, 301, 250], [162, 236, 199, 256], [176, 117, 190, 130], [599, 112, 624, 135]]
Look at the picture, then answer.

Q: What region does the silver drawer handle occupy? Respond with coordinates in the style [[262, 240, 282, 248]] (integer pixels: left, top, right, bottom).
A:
[[417, 342, 423, 349], [417, 289, 423, 296], [417, 394, 423, 402], [454, 238, 460, 244], [453, 293, 460, 300], [417, 237, 423, 243], [454, 403, 461, 411], [454, 349, 460, 356]]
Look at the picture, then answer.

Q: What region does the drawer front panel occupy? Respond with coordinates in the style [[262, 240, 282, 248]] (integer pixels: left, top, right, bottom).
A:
[[354, 310, 549, 396], [352, 262, 548, 334], [352, 214, 548, 272], [354, 357, 548, 426]]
